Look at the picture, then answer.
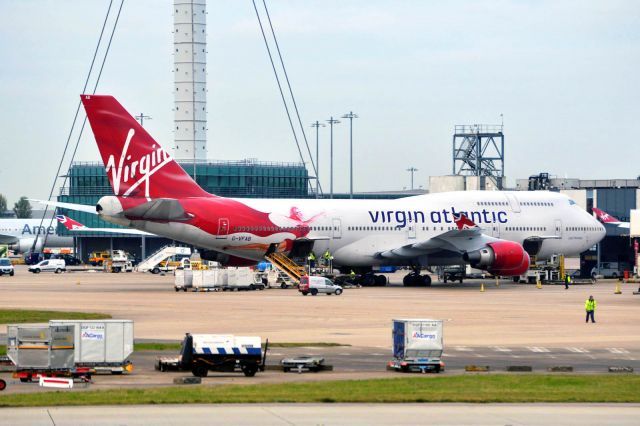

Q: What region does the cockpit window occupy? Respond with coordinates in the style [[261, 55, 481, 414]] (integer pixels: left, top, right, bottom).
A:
[[568, 199, 576, 206]]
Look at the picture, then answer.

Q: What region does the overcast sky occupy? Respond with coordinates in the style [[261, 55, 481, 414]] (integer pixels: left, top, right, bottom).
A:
[[0, 0, 638, 204]]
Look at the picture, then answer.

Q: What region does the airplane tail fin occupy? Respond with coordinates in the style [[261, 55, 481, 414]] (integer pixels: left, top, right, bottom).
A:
[[453, 212, 479, 230], [56, 215, 87, 231], [80, 95, 211, 199], [592, 207, 620, 224]]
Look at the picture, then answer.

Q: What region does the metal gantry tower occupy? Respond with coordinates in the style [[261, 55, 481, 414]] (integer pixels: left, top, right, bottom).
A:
[[452, 124, 505, 189]]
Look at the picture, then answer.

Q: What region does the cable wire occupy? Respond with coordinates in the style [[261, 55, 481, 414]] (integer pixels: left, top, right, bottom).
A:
[[31, 0, 116, 252], [251, 0, 308, 189], [261, 0, 322, 196]]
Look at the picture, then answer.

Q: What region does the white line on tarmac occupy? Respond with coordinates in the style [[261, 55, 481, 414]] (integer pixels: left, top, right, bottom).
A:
[[491, 346, 512, 352], [607, 348, 630, 354], [454, 346, 472, 351], [566, 347, 590, 353], [526, 346, 550, 353]]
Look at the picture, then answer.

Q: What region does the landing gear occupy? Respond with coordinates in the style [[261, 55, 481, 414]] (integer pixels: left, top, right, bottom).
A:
[[403, 267, 431, 287]]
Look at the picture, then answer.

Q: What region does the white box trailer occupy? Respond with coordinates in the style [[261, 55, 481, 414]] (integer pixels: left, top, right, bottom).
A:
[[388, 319, 444, 373], [49, 320, 134, 374], [7, 324, 75, 371], [223, 267, 264, 290]]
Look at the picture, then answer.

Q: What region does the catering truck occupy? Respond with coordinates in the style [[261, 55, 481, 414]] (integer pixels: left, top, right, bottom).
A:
[[387, 319, 444, 373]]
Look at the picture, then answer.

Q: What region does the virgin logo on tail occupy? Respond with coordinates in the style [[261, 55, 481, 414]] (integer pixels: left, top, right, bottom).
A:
[[105, 129, 173, 198]]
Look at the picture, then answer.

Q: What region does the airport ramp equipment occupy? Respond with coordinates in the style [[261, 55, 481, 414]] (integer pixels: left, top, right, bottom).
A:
[[158, 333, 268, 377], [137, 245, 191, 273], [49, 320, 134, 374], [388, 319, 445, 373], [265, 252, 307, 284], [7, 324, 75, 371]]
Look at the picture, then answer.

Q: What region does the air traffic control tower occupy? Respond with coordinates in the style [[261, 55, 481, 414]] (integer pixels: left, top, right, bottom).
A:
[[173, 0, 207, 161]]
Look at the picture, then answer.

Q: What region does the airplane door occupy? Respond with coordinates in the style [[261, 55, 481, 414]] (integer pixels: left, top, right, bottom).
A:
[[217, 218, 229, 239], [332, 218, 342, 239], [554, 219, 562, 238], [407, 223, 417, 240], [491, 223, 500, 238], [504, 193, 521, 213]]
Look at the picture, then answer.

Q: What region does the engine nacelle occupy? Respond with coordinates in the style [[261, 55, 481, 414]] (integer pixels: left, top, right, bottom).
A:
[[463, 241, 530, 276], [9, 238, 43, 254]]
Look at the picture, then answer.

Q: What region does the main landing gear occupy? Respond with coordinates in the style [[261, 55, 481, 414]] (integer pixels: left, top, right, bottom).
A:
[[403, 267, 432, 287]]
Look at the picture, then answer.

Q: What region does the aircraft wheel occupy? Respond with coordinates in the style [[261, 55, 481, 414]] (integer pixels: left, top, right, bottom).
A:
[[422, 275, 432, 286], [375, 275, 387, 286]]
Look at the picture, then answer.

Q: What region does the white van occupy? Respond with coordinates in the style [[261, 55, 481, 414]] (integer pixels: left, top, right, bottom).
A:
[[299, 276, 343, 296], [28, 259, 66, 274]]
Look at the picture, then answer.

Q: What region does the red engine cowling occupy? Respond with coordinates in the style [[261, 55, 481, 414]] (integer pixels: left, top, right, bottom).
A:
[[463, 241, 530, 276]]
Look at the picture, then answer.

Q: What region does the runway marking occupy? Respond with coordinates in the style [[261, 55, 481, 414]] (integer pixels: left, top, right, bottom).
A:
[[475, 354, 486, 358], [338, 353, 352, 356], [607, 348, 630, 354], [269, 353, 283, 356], [371, 353, 384, 356], [566, 347, 590, 353], [442, 353, 456, 357], [454, 346, 472, 351], [526, 346, 550, 353], [491, 346, 512, 352]]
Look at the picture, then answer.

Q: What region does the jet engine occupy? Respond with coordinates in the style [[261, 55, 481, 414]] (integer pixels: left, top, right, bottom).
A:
[[462, 241, 530, 276], [9, 238, 42, 254]]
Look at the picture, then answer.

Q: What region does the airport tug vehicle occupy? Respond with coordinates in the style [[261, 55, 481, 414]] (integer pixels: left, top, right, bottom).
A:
[[388, 319, 445, 373], [157, 333, 268, 377]]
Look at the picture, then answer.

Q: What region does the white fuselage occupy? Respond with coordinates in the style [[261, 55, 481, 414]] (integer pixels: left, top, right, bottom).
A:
[[0, 219, 73, 252], [115, 191, 605, 268]]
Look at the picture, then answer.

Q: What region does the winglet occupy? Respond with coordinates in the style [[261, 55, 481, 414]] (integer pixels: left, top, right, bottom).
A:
[[55, 215, 88, 231], [592, 207, 621, 224], [453, 212, 478, 230]]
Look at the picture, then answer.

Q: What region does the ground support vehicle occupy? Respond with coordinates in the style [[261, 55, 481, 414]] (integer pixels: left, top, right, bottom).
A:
[[89, 251, 110, 266], [387, 319, 444, 374], [437, 265, 465, 283], [6, 323, 93, 383], [49, 320, 134, 374], [299, 276, 343, 296], [138, 246, 191, 274], [28, 259, 66, 274], [0, 258, 15, 276], [104, 250, 133, 273], [281, 356, 330, 373], [156, 334, 268, 377]]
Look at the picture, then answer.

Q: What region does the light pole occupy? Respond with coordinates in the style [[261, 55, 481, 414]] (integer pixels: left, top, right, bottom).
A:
[[326, 117, 340, 199], [311, 121, 325, 198], [407, 167, 418, 190], [135, 113, 152, 127], [341, 111, 358, 199]]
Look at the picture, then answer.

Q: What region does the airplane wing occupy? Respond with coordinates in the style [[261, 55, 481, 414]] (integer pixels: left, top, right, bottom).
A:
[[55, 215, 154, 236], [30, 199, 97, 214]]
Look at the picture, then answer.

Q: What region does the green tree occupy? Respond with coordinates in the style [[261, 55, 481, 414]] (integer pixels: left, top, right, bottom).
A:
[[13, 196, 32, 219], [0, 193, 6, 213]]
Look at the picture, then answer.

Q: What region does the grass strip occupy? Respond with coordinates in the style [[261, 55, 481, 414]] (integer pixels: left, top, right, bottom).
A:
[[0, 309, 111, 324], [0, 345, 5, 356], [0, 375, 638, 407], [134, 342, 349, 352]]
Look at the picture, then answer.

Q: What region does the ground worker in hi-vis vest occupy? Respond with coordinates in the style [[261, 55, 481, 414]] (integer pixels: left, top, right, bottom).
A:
[[585, 295, 597, 323], [323, 249, 333, 267], [307, 252, 316, 269]]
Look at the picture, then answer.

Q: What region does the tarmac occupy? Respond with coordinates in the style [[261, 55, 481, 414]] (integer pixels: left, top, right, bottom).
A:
[[0, 266, 638, 394], [2, 403, 640, 425]]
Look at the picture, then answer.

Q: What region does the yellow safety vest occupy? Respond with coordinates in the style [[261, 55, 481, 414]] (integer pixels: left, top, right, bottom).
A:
[[585, 299, 596, 311]]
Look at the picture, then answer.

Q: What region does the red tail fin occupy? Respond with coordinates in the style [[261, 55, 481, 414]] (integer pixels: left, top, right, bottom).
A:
[[592, 207, 620, 224], [56, 215, 87, 231], [81, 95, 211, 199]]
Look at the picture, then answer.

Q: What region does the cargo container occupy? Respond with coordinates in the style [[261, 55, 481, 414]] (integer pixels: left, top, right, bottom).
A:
[[48, 320, 134, 374], [388, 319, 444, 373], [7, 324, 75, 371]]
